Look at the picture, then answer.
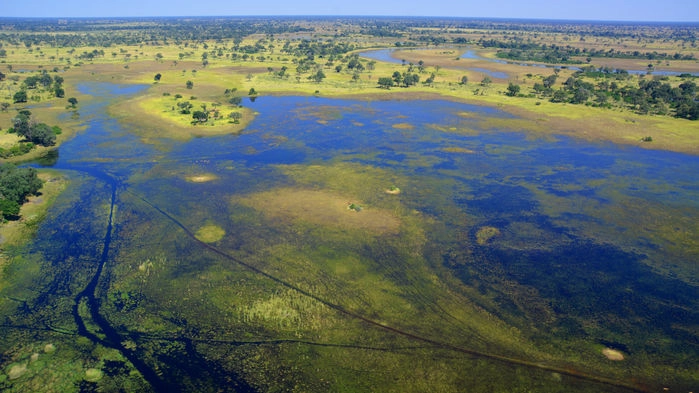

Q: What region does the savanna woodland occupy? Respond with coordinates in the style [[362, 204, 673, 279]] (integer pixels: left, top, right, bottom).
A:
[[0, 16, 698, 393]]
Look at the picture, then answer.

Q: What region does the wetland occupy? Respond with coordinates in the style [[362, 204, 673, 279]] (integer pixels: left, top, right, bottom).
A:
[[0, 16, 698, 393], [1, 83, 697, 392]]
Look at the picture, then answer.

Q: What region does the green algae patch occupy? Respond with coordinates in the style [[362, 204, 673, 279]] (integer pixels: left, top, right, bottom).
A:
[[195, 224, 226, 243], [236, 188, 400, 235]]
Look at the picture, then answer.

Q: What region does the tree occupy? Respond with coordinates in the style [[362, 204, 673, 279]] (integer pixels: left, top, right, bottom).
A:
[[392, 71, 402, 85], [192, 110, 208, 123], [0, 198, 20, 219], [480, 76, 492, 87], [28, 123, 56, 146], [248, 88, 257, 96], [54, 87, 65, 98], [506, 83, 521, 97], [377, 77, 394, 89], [0, 163, 43, 219], [460, 75, 468, 85], [12, 113, 31, 136], [309, 70, 326, 83], [402, 73, 419, 87], [68, 97, 78, 107], [186, 80, 194, 89], [13, 90, 28, 103], [154, 73, 162, 82], [543, 74, 558, 89]]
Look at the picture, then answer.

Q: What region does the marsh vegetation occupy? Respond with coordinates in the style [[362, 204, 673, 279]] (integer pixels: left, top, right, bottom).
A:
[[0, 16, 697, 393]]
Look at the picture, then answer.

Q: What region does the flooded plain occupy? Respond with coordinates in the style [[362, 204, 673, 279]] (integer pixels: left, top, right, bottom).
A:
[[0, 82, 697, 392]]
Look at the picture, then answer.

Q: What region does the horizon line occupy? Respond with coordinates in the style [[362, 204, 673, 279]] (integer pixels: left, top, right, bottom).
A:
[[1, 15, 698, 25]]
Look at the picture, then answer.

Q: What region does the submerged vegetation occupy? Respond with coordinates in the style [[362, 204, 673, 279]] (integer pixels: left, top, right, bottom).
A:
[[0, 16, 697, 393]]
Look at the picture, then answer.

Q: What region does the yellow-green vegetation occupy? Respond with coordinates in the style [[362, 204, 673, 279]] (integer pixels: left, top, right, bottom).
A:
[[84, 368, 103, 382], [194, 223, 226, 243], [184, 173, 217, 183], [236, 188, 400, 234], [475, 226, 501, 245], [441, 146, 476, 154]]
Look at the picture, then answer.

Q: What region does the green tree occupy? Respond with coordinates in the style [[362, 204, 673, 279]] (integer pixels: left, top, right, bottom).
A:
[[68, 97, 78, 107], [0, 198, 20, 219], [186, 80, 194, 89], [506, 83, 521, 97], [378, 77, 394, 89], [30, 123, 57, 146], [192, 110, 208, 122], [460, 75, 468, 85], [543, 74, 558, 89], [13, 90, 28, 103], [0, 163, 43, 219], [309, 69, 326, 83], [154, 73, 162, 81]]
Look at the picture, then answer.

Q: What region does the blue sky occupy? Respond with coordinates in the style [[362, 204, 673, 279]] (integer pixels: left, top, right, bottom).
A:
[[4, 0, 699, 22]]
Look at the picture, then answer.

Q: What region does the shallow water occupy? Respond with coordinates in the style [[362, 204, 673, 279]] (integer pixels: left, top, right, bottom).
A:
[[1, 83, 697, 392]]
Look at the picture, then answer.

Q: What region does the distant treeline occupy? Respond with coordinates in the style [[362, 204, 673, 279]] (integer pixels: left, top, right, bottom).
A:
[[0, 17, 313, 47], [479, 39, 696, 64]]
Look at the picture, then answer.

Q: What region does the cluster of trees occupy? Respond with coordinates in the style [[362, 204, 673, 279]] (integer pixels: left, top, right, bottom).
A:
[[9, 110, 59, 146], [527, 69, 699, 120], [378, 71, 420, 89], [0, 163, 43, 220], [12, 71, 66, 103]]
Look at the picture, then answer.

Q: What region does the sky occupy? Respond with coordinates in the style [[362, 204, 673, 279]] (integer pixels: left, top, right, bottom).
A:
[[3, 0, 699, 22]]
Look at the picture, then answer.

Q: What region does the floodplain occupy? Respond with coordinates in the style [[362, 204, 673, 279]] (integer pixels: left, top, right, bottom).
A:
[[0, 17, 697, 392]]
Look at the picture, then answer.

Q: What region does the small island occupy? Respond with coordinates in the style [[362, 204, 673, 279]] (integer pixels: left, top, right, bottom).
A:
[[385, 185, 401, 195]]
